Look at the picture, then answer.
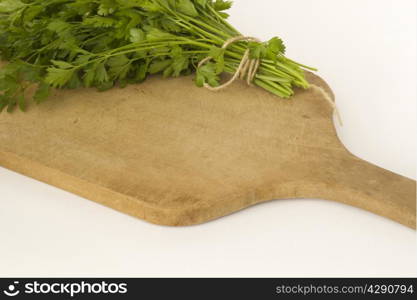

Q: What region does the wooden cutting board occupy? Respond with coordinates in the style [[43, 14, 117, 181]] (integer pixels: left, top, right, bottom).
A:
[[0, 72, 415, 228]]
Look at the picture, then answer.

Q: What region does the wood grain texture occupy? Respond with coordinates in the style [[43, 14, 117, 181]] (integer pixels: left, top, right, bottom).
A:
[[0, 72, 415, 228]]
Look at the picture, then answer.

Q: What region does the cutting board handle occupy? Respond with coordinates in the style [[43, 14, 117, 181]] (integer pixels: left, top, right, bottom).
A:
[[315, 154, 416, 228]]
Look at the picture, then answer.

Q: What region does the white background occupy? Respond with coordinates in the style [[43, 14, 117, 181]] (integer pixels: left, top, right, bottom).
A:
[[0, 0, 416, 277]]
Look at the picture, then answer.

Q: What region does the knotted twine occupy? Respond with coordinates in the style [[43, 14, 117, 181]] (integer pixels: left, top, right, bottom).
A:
[[198, 35, 343, 126]]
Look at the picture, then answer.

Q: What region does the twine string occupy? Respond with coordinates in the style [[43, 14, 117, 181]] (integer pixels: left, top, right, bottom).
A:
[[309, 84, 343, 126], [197, 36, 262, 91], [198, 36, 343, 126]]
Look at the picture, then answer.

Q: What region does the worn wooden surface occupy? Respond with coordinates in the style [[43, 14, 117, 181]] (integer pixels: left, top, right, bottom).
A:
[[0, 72, 415, 228]]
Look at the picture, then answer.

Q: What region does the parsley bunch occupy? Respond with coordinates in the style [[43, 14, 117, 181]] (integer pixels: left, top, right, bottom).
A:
[[0, 0, 316, 113]]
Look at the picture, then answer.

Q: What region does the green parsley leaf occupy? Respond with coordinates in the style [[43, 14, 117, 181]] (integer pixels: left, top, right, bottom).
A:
[[129, 28, 145, 43], [213, 0, 233, 12], [17, 94, 26, 111], [0, 0, 25, 13], [149, 59, 173, 74], [45, 67, 75, 88], [177, 0, 199, 17], [33, 82, 51, 104]]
